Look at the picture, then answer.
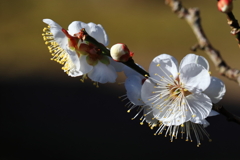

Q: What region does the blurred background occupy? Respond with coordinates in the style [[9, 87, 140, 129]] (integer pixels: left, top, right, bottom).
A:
[[1, 0, 240, 159]]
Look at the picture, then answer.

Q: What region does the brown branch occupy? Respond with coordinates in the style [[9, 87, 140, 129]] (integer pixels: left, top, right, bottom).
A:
[[226, 11, 240, 47], [217, 0, 240, 46], [165, 0, 240, 85], [165, 0, 240, 125], [213, 104, 240, 125]]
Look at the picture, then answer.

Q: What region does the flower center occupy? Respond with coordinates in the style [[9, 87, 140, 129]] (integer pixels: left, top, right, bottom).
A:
[[168, 78, 192, 99], [79, 43, 109, 66]]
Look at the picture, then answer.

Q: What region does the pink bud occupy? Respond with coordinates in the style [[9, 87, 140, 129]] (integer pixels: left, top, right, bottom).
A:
[[217, 0, 233, 13], [110, 43, 134, 62]]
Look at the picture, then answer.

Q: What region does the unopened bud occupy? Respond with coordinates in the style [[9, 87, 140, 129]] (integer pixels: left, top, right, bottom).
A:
[[110, 43, 134, 62], [217, 0, 233, 13]]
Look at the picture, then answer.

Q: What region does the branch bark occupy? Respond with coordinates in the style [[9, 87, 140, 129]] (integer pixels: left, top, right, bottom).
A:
[[165, 0, 240, 85], [226, 11, 240, 47], [213, 104, 240, 125], [165, 0, 240, 125]]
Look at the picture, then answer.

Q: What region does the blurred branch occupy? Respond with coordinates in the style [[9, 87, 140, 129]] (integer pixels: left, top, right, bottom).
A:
[[165, 0, 240, 85], [165, 0, 240, 125]]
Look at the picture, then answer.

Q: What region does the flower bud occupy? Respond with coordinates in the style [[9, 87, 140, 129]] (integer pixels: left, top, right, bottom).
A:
[[110, 43, 134, 62], [217, 0, 233, 13]]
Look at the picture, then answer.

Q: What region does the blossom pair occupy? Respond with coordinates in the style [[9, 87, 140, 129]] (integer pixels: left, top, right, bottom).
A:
[[42, 19, 122, 83], [124, 53, 226, 146]]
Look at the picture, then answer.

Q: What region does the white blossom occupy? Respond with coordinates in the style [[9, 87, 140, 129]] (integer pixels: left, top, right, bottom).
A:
[[124, 53, 225, 146], [42, 19, 122, 83]]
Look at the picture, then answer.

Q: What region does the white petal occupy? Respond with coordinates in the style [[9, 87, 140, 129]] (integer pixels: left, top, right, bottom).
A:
[[66, 47, 81, 70], [179, 54, 209, 70], [65, 47, 83, 77], [109, 57, 124, 72], [186, 93, 212, 122], [68, 69, 82, 77], [203, 77, 226, 103], [157, 99, 192, 126], [86, 23, 109, 46], [68, 21, 109, 46], [123, 64, 145, 79], [208, 110, 219, 117], [162, 117, 188, 126], [88, 61, 117, 83], [43, 19, 68, 50], [144, 106, 159, 125], [149, 54, 179, 80], [154, 106, 189, 126], [125, 75, 144, 105], [180, 63, 211, 93], [68, 21, 84, 36], [141, 79, 176, 121], [191, 119, 210, 128], [66, 60, 82, 77], [79, 55, 93, 74], [141, 79, 157, 105], [202, 119, 210, 128]]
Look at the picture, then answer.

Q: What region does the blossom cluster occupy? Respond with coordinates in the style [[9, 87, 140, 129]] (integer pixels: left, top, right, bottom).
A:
[[42, 19, 226, 146]]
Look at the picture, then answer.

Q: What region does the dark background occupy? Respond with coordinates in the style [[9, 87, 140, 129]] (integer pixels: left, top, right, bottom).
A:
[[1, 0, 240, 159]]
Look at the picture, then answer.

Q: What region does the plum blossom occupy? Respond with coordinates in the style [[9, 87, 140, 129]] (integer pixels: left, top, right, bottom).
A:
[[122, 65, 159, 128], [124, 53, 225, 146], [42, 19, 122, 83]]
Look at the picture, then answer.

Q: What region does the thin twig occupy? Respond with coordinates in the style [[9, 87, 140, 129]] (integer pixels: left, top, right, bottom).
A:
[[226, 11, 240, 47], [216, 0, 240, 48], [165, 0, 240, 125], [165, 0, 240, 85]]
